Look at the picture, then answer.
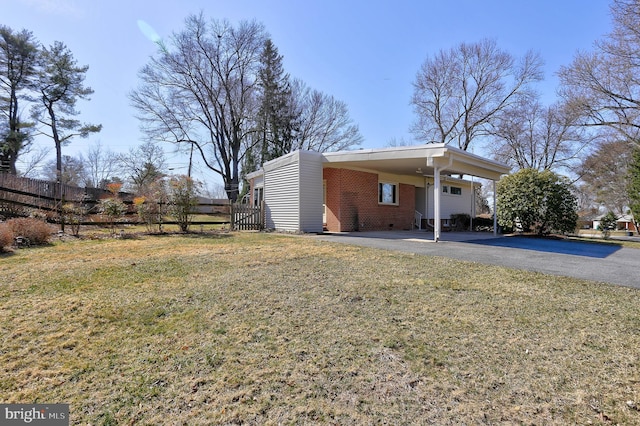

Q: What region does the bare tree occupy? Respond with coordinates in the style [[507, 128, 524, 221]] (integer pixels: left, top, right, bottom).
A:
[[489, 97, 593, 172], [559, 0, 640, 147], [118, 140, 166, 194], [16, 144, 49, 177], [130, 14, 266, 202], [80, 140, 120, 188], [579, 138, 633, 215], [44, 154, 84, 186], [384, 137, 415, 148], [290, 79, 363, 152], [202, 180, 227, 199], [411, 38, 543, 151]]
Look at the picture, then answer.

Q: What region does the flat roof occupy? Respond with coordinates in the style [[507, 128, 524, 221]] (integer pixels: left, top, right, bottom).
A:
[[247, 144, 511, 182], [322, 144, 510, 181]]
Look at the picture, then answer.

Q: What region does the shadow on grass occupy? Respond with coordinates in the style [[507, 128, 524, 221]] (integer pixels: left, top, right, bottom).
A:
[[0, 250, 16, 258], [465, 235, 622, 259], [1, 240, 56, 256], [148, 231, 234, 240]]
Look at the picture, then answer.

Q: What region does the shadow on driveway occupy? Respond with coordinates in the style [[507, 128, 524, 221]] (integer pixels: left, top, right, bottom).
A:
[[464, 236, 622, 259]]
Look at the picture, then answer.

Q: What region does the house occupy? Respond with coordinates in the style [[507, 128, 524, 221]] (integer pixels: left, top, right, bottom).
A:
[[246, 144, 510, 241], [592, 213, 638, 233]]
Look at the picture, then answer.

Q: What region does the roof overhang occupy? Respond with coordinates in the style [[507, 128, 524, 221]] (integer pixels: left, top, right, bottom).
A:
[[322, 144, 510, 181]]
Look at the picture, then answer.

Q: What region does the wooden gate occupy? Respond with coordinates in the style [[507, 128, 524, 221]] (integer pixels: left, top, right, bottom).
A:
[[231, 203, 263, 230]]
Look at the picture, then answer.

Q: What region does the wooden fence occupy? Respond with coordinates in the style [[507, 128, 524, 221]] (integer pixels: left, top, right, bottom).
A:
[[0, 175, 232, 226], [0, 174, 140, 220], [0, 175, 278, 232], [0, 173, 88, 213], [231, 203, 263, 230]]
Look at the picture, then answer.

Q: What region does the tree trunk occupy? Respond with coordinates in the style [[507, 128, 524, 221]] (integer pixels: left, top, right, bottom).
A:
[[47, 104, 62, 183]]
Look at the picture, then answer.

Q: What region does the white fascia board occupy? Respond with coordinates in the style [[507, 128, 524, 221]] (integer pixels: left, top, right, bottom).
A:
[[445, 147, 511, 175], [263, 150, 323, 172], [245, 169, 264, 180], [322, 144, 447, 164]]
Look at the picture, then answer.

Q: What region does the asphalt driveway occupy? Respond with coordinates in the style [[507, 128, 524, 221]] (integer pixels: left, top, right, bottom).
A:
[[311, 231, 639, 289]]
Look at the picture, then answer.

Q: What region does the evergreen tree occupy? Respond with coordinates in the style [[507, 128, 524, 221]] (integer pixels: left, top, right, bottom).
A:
[[254, 39, 298, 166], [0, 26, 38, 174], [628, 146, 640, 234], [31, 41, 101, 182]]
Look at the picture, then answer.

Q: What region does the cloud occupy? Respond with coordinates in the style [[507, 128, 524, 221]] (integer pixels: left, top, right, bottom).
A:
[[19, 0, 84, 18]]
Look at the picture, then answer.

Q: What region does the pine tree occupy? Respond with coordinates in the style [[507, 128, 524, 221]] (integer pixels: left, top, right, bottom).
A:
[[0, 26, 38, 174], [32, 41, 101, 182], [254, 39, 298, 167]]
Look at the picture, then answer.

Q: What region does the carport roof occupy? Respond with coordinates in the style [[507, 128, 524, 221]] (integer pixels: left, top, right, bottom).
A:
[[322, 143, 510, 181]]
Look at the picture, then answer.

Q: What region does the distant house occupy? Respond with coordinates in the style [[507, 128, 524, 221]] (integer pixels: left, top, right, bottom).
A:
[[591, 213, 638, 233], [246, 144, 510, 241]]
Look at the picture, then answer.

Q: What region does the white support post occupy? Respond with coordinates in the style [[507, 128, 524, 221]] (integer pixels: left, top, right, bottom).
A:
[[493, 179, 498, 237], [424, 180, 430, 232], [434, 167, 441, 242]]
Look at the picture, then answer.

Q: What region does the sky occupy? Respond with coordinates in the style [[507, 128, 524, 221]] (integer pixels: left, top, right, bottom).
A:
[[3, 0, 613, 184]]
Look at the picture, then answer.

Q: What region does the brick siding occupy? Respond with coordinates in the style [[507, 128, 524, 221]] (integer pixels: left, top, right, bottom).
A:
[[323, 168, 415, 232]]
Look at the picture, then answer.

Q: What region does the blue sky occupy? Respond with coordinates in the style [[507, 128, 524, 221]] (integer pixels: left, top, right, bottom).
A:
[[4, 0, 613, 181]]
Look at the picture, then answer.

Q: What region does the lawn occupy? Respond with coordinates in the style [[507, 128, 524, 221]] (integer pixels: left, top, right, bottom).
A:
[[1, 232, 639, 424]]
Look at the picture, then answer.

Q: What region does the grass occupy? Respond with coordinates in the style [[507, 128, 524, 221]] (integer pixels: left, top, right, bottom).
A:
[[1, 232, 640, 424], [574, 229, 640, 249]]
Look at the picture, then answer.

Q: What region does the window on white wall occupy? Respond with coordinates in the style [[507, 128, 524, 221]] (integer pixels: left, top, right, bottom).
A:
[[378, 182, 398, 205], [253, 187, 263, 206], [443, 185, 462, 195]]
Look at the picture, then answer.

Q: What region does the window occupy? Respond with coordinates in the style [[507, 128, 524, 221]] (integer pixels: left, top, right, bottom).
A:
[[378, 182, 398, 205], [442, 185, 461, 195], [253, 186, 263, 206]]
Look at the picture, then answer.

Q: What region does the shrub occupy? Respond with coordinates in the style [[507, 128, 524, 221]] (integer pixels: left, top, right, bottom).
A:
[[168, 176, 200, 232], [99, 197, 127, 233], [472, 216, 498, 232], [450, 213, 471, 231], [5, 218, 54, 245], [597, 211, 618, 239], [0, 223, 13, 251], [61, 203, 86, 236], [497, 169, 578, 235], [134, 195, 163, 233], [137, 179, 169, 233]]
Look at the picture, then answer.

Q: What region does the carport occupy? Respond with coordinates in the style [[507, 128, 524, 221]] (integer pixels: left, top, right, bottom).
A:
[[322, 144, 511, 241]]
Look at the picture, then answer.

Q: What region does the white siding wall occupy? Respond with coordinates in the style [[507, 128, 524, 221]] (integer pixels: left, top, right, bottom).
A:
[[425, 181, 475, 219], [298, 151, 324, 233], [264, 153, 300, 231], [263, 150, 324, 233], [440, 190, 473, 218]]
